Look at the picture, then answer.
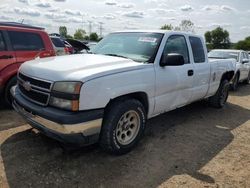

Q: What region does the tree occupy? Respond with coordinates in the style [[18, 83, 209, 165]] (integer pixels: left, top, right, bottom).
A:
[[205, 31, 212, 43], [160, 20, 194, 32], [234, 36, 250, 51], [66, 34, 73, 39], [160, 24, 173, 30], [89, 32, 99, 41], [205, 27, 231, 49], [74, 29, 86, 40], [179, 20, 194, 33], [59, 26, 67, 38]]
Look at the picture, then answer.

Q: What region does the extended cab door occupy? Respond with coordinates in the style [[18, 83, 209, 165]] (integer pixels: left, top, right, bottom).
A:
[[154, 34, 194, 115], [188, 36, 210, 101]]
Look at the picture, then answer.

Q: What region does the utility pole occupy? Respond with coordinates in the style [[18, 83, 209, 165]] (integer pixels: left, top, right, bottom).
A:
[[88, 21, 92, 35], [99, 22, 104, 37], [82, 15, 84, 31]]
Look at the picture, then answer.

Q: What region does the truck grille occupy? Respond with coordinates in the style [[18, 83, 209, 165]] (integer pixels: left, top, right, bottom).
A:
[[18, 72, 53, 106]]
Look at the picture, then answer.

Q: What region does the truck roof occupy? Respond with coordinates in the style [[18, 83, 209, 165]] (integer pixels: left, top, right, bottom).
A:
[[211, 49, 243, 53], [111, 30, 202, 37]]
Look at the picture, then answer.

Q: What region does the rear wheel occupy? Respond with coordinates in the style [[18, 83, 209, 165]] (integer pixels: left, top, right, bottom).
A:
[[243, 71, 250, 84], [209, 79, 229, 108], [99, 99, 146, 155], [3, 76, 17, 108], [231, 73, 239, 91]]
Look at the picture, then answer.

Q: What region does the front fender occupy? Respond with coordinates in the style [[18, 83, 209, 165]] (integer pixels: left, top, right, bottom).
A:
[[79, 66, 155, 114]]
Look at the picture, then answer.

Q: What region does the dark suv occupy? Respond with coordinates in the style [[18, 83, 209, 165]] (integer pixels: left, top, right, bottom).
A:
[[0, 22, 55, 107]]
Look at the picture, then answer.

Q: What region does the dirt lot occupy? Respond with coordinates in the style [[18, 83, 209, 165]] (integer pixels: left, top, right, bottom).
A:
[[0, 85, 250, 188]]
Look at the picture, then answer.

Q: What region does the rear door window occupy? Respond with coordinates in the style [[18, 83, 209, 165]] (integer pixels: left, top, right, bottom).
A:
[[8, 31, 44, 51], [0, 31, 6, 51], [50, 38, 65, 47], [189, 36, 205, 63]]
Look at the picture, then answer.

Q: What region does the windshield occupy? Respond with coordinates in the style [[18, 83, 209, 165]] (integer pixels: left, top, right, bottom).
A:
[[208, 50, 239, 61], [91, 32, 163, 63]]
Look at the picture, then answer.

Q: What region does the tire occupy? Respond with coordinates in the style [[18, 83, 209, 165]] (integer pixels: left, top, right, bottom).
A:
[[3, 76, 17, 108], [243, 71, 250, 84], [231, 73, 239, 91], [209, 79, 230, 108], [99, 99, 146, 155]]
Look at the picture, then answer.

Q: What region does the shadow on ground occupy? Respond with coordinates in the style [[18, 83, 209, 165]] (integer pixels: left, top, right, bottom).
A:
[[1, 101, 250, 188], [229, 84, 250, 97]]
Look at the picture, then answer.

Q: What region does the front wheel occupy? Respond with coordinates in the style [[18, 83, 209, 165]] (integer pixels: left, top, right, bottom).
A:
[[209, 79, 230, 108], [99, 99, 146, 155]]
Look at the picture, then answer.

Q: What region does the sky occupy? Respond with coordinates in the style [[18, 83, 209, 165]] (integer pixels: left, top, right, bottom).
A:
[[0, 0, 250, 42]]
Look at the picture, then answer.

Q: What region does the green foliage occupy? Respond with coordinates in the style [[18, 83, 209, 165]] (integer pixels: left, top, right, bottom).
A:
[[234, 37, 250, 51], [66, 34, 73, 39], [205, 31, 212, 43], [160, 24, 173, 30], [84, 35, 90, 40], [74, 29, 86, 40], [205, 27, 231, 49], [160, 20, 194, 33], [89, 32, 99, 41], [59, 26, 67, 38], [179, 20, 194, 33]]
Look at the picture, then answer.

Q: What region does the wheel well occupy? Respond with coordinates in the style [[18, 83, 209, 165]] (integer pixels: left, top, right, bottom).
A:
[[4, 75, 17, 93], [106, 92, 149, 114], [221, 71, 235, 82]]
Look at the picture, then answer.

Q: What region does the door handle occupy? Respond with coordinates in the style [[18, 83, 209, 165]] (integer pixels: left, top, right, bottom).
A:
[[188, 69, 194, 76], [0, 55, 13, 59]]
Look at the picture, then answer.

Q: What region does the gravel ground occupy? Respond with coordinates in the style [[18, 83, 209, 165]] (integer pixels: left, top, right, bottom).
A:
[[0, 85, 250, 188]]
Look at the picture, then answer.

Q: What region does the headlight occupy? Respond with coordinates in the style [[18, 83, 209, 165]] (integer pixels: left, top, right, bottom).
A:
[[52, 81, 82, 94], [49, 97, 79, 111], [50, 81, 82, 111]]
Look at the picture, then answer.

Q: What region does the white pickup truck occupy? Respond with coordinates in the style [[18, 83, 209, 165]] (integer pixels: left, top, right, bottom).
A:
[[208, 49, 250, 90], [12, 31, 236, 154]]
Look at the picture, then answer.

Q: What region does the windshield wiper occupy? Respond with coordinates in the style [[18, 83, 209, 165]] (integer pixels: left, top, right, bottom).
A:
[[104, 53, 129, 59]]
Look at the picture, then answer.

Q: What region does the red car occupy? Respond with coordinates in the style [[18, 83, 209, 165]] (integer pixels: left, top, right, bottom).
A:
[[0, 22, 55, 107]]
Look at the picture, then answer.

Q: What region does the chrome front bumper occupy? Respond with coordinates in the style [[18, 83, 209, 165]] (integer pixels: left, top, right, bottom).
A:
[[11, 86, 103, 145], [13, 100, 103, 136]]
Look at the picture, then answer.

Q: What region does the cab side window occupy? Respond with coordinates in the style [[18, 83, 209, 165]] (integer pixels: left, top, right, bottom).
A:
[[162, 35, 189, 64], [189, 36, 205, 63], [244, 52, 249, 59], [240, 52, 244, 62], [0, 31, 6, 51]]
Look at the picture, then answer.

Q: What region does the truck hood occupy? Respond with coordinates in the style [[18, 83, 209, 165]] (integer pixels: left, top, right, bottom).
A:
[[19, 54, 146, 82]]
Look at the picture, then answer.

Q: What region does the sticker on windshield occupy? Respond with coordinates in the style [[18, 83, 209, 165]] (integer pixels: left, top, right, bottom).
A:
[[138, 37, 157, 43]]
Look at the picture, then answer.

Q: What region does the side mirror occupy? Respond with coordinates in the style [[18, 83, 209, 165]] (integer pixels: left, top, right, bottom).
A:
[[160, 53, 185, 67], [242, 59, 249, 64]]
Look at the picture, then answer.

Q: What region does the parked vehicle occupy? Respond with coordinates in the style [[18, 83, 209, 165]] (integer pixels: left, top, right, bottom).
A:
[[64, 40, 74, 54], [86, 42, 97, 50], [12, 31, 236, 154], [66, 38, 89, 54], [0, 22, 55, 107], [50, 36, 70, 56], [208, 49, 250, 90]]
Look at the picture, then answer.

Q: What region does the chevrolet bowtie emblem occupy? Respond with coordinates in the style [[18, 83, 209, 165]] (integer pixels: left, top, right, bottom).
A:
[[23, 81, 32, 91]]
